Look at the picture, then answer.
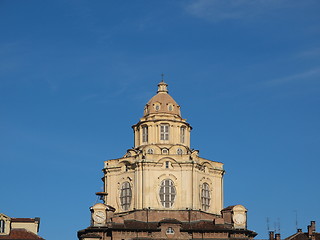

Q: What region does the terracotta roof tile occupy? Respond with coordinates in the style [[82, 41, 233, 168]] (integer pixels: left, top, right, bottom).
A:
[[0, 229, 44, 240], [221, 206, 236, 211], [79, 233, 101, 238], [285, 232, 320, 240], [11, 218, 37, 223], [159, 218, 182, 224]]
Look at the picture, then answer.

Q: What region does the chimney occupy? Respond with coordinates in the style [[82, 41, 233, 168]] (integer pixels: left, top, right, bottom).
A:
[[308, 221, 316, 238], [297, 229, 302, 233], [275, 233, 281, 240], [269, 231, 275, 240], [311, 221, 316, 232]]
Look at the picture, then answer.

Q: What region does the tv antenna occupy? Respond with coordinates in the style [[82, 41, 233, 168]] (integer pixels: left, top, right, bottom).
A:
[[294, 210, 298, 230]]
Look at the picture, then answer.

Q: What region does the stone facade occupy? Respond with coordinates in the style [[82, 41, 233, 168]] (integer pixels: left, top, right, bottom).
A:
[[78, 80, 257, 240]]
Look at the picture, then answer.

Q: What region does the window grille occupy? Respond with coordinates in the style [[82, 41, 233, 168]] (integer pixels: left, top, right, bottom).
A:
[[160, 124, 169, 140], [177, 148, 183, 155], [159, 179, 176, 208], [0, 220, 5, 233], [147, 148, 154, 154], [120, 182, 132, 211], [201, 183, 210, 211], [142, 125, 148, 142]]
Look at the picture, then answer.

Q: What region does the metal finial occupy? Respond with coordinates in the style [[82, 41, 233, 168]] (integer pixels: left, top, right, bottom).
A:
[[161, 73, 164, 82]]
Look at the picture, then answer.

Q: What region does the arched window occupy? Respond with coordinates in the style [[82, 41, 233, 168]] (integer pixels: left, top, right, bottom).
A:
[[180, 126, 186, 143], [162, 148, 169, 154], [159, 179, 176, 208], [0, 220, 5, 233], [142, 125, 148, 142], [201, 183, 210, 211], [160, 124, 169, 140], [177, 148, 183, 155], [147, 148, 154, 154], [120, 182, 132, 211]]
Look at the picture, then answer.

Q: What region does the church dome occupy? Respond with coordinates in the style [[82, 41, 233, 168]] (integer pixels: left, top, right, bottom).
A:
[[144, 81, 181, 117]]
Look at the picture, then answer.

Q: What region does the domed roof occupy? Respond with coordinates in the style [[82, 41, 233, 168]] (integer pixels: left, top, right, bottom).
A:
[[144, 81, 181, 117]]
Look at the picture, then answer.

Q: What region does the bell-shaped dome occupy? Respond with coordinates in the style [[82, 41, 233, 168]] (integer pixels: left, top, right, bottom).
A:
[[144, 81, 181, 117]]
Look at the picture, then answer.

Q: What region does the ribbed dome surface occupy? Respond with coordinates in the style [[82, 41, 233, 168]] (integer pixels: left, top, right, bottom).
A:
[[144, 81, 181, 117]]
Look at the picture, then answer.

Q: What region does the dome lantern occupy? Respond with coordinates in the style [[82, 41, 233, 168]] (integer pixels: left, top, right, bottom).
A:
[[157, 80, 168, 93]]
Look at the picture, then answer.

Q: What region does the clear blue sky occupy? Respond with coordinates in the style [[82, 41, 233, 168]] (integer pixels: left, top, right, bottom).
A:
[[1, 1, 319, 239]]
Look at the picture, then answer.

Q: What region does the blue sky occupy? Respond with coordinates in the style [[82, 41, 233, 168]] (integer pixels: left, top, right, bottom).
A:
[[0, 1, 319, 239]]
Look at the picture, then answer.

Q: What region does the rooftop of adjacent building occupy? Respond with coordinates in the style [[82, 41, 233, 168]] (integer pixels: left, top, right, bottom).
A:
[[265, 221, 319, 240], [0, 213, 44, 240]]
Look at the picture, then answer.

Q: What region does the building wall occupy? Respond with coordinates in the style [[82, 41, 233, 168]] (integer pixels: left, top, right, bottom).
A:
[[11, 222, 39, 235], [104, 153, 224, 215]]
